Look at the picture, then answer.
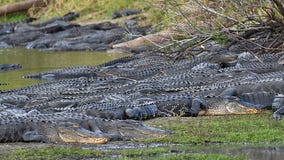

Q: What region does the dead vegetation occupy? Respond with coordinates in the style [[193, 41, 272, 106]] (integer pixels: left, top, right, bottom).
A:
[[150, 0, 284, 58]]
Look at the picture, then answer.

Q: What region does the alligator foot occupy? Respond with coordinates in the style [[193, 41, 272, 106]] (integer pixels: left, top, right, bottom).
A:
[[273, 106, 284, 120], [187, 97, 207, 117]]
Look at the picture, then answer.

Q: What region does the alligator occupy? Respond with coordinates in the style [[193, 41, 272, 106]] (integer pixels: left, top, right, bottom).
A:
[[0, 112, 171, 143], [0, 64, 22, 72], [0, 17, 37, 36], [21, 90, 264, 119], [112, 9, 141, 19], [21, 52, 237, 82], [32, 100, 158, 120], [232, 92, 284, 119], [23, 66, 99, 80], [273, 106, 284, 120], [14, 20, 80, 34], [29, 12, 79, 28]]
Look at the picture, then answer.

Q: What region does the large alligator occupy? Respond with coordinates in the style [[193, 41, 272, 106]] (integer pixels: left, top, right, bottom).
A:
[[237, 92, 284, 119], [0, 111, 170, 143], [1, 49, 283, 124], [0, 17, 37, 36]]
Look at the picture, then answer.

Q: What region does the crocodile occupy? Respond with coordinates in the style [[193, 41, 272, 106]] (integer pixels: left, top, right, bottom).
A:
[[0, 112, 171, 143]]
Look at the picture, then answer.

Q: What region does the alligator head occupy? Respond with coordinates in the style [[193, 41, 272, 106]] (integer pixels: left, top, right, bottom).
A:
[[55, 122, 110, 144], [96, 119, 172, 140], [199, 97, 263, 116]]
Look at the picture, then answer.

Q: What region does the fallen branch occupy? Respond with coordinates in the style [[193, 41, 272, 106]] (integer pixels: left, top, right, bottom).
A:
[[112, 30, 184, 49], [0, 0, 45, 16]]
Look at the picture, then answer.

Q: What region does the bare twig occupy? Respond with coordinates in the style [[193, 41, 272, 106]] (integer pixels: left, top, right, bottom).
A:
[[0, 0, 46, 16], [193, 0, 240, 25]]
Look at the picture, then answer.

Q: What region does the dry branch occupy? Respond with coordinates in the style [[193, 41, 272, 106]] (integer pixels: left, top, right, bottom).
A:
[[112, 30, 183, 49], [0, 0, 45, 16]]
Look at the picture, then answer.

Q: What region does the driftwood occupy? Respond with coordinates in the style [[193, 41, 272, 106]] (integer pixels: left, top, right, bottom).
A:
[[0, 0, 45, 16], [112, 30, 183, 49]]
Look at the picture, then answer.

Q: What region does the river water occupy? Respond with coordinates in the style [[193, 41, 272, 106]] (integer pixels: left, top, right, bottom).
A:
[[0, 48, 127, 90], [0, 48, 283, 159]]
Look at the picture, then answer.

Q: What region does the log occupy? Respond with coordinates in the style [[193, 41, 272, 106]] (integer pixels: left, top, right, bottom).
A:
[[112, 30, 184, 49], [0, 0, 43, 16]]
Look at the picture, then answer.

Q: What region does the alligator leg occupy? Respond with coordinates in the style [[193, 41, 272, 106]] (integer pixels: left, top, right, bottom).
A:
[[22, 131, 49, 142], [84, 119, 126, 141], [273, 106, 284, 120], [239, 92, 275, 109], [188, 97, 207, 117], [272, 94, 284, 111], [125, 104, 158, 120]]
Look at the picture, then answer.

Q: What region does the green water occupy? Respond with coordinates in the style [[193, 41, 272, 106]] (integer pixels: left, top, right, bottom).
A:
[[0, 48, 128, 90]]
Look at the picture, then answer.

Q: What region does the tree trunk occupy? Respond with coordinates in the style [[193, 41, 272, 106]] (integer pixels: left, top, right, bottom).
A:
[[0, 0, 44, 16]]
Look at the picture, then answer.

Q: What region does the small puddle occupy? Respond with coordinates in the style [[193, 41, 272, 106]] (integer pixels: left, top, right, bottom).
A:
[[0, 48, 129, 90]]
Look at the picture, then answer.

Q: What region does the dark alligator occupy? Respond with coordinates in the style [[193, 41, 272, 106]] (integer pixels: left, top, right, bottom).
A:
[[236, 92, 284, 119], [0, 17, 37, 36], [33, 100, 158, 120], [23, 55, 139, 80], [0, 64, 22, 72], [0, 112, 170, 143], [1, 49, 284, 124], [29, 12, 79, 28], [112, 9, 141, 19], [0, 12, 153, 51]]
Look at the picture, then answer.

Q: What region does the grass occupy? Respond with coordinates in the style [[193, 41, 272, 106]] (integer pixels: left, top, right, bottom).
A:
[[0, 12, 29, 23], [1, 113, 284, 159], [143, 112, 284, 144], [3, 145, 247, 160]]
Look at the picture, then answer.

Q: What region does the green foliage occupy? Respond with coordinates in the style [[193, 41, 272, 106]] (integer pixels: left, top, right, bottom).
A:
[[0, 0, 22, 6], [3, 145, 247, 160], [4, 146, 104, 160], [0, 12, 29, 23], [212, 32, 228, 45], [143, 113, 284, 144], [158, 153, 246, 160]]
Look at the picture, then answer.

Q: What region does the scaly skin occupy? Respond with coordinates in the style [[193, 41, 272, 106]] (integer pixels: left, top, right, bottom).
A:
[[0, 112, 171, 143]]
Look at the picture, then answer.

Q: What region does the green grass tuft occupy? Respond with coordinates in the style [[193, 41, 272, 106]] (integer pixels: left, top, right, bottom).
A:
[[143, 113, 284, 144]]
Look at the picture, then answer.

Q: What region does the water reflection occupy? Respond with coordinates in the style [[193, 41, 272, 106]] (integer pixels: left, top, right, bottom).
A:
[[0, 48, 128, 90]]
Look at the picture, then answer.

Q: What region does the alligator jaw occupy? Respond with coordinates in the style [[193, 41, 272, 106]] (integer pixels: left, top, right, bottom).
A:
[[117, 121, 172, 139], [57, 123, 109, 144], [198, 99, 262, 116], [225, 103, 261, 115]]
